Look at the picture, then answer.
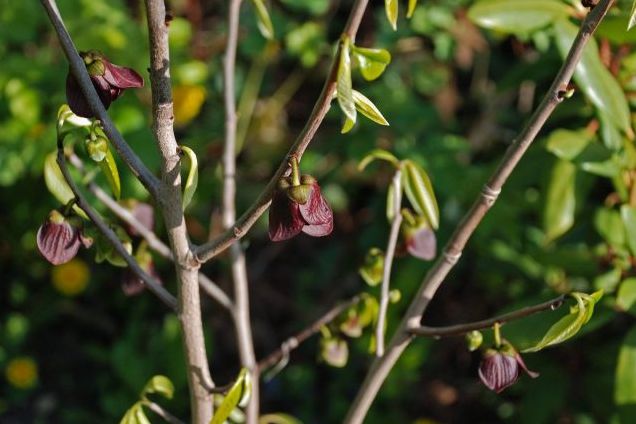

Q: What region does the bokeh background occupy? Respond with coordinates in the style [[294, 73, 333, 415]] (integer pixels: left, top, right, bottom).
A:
[[3, 0, 636, 422]]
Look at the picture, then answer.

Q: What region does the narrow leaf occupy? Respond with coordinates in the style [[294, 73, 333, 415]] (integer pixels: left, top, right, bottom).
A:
[[385, 0, 398, 30], [43, 152, 88, 219], [341, 117, 355, 134], [621, 205, 636, 256], [407, 0, 418, 18], [120, 403, 149, 424], [615, 325, 636, 405], [351, 46, 391, 81], [543, 159, 576, 242], [258, 413, 302, 424], [468, 0, 569, 35], [402, 160, 439, 229], [180, 145, 199, 210], [99, 145, 121, 200], [628, 0, 636, 31], [358, 149, 399, 171], [523, 295, 587, 352], [210, 369, 250, 424], [386, 181, 396, 221], [141, 375, 174, 400], [352, 90, 389, 126], [250, 0, 274, 40], [336, 38, 356, 123]]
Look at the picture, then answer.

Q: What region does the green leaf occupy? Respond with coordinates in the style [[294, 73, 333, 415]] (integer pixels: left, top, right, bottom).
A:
[[595, 208, 625, 246], [352, 90, 389, 126], [617, 278, 636, 315], [468, 0, 569, 35], [259, 413, 302, 424], [358, 247, 384, 286], [99, 145, 121, 200], [180, 146, 199, 210], [543, 159, 576, 242], [358, 149, 399, 171], [351, 46, 391, 81], [599, 111, 623, 151], [250, 0, 274, 40], [407, 0, 417, 18], [629, 0, 636, 31], [615, 325, 636, 406], [341, 117, 355, 134], [385, 0, 398, 30], [386, 180, 396, 222], [580, 159, 620, 178], [336, 38, 356, 124], [553, 19, 633, 138], [43, 152, 88, 219], [621, 205, 636, 256], [401, 160, 439, 229], [210, 369, 251, 424], [120, 402, 150, 424], [545, 129, 591, 160], [594, 267, 622, 293], [141, 375, 174, 400]]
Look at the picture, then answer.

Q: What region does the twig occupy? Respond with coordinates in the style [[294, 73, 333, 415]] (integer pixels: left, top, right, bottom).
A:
[[144, 1, 213, 422], [257, 295, 362, 373], [408, 295, 566, 338], [56, 147, 177, 311], [145, 401, 185, 424], [68, 154, 234, 310], [193, 0, 370, 263], [40, 0, 160, 197], [375, 170, 402, 357], [344, 1, 616, 422], [221, 1, 260, 423]]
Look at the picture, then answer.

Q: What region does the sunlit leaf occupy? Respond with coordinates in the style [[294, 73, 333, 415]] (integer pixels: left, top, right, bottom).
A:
[[180, 145, 198, 210], [210, 369, 251, 424], [386, 179, 397, 222], [358, 248, 384, 286], [617, 278, 636, 315], [615, 325, 636, 406], [141, 375, 174, 400], [358, 149, 399, 171], [543, 159, 576, 242], [99, 145, 121, 200], [337, 37, 356, 123], [43, 152, 88, 219], [120, 402, 150, 424], [250, 0, 274, 40], [385, 0, 398, 30], [621, 205, 636, 256], [628, 0, 636, 31], [545, 129, 591, 160], [259, 413, 302, 424], [352, 90, 389, 126], [407, 0, 418, 18], [553, 19, 633, 138], [351, 46, 391, 81], [341, 117, 355, 134], [401, 160, 439, 229], [468, 0, 569, 35]]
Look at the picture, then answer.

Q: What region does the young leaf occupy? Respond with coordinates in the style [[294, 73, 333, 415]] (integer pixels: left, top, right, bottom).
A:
[[358, 248, 384, 286], [210, 369, 251, 424], [617, 278, 636, 315], [468, 0, 569, 35], [407, 0, 418, 18], [358, 149, 399, 171], [621, 205, 636, 256], [141, 375, 174, 400], [99, 146, 121, 200], [250, 0, 274, 40], [386, 180, 396, 222], [543, 159, 576, 242], [43, 152, 88, 219], [120, 402, 150, 424], [337, 38, 356, 124], [385, 0, 398, 30], [341, 117, 355, 134], [628, 0, 636, 31], [352, 90, 389, 126], [615, 325, 636, 406], [180, 146, 199, 210], [351, 46, 391, 81], [258, 413, 302, 424], [545, 129, 591, 160], [401, 160, 439, 229]]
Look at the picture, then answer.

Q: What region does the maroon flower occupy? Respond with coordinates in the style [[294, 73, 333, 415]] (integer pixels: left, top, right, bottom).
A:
[[401, 212, 436, 260], [37, 210, 92, 265], [478, 342, 539, 393], [66, 50, 144, 118], [119, 200, 154, 237], [268, 175, 333, 242]]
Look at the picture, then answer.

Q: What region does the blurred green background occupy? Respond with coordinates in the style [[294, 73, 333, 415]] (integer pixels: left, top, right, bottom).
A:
[[4, 0, 636, 422]]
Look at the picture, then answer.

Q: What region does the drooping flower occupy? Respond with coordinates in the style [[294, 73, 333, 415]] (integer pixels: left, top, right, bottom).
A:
[[66, 50, 144, 118], [478, 341, 539, 393], [119, 200, 154, 237], [268, 161, 333, 241], [401, 210, 436, 260], [37, 210, 92, 265]]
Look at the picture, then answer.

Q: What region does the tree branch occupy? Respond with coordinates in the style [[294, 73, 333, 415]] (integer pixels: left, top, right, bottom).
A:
[[344, 1, 616, 422], [145, 401, 185, 424], [144, 0, 213, 422], [193, 0, 370, 263], [408, 295, 566, 338], [376, 170, 402, 357], [40, 0, 161, 197]]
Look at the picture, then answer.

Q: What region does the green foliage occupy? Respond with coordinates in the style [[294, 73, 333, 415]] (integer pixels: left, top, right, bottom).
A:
[[179, 145, 198, 210], [210, 369, 251, 424]]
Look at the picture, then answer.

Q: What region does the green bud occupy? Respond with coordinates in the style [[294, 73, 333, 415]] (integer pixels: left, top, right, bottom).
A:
[[85, 136, 109, 162], [286, 184, 313, 205], [466, 330, 483, 352]]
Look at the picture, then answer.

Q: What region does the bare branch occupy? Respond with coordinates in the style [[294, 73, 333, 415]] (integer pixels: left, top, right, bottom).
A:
[[40, 0, 160, 197], [145, 401, 185, 424], [376, 170, 402, 357], [409, 295, 566, 338], [193, 0, 370, 263], [345, 1, 616, 422]]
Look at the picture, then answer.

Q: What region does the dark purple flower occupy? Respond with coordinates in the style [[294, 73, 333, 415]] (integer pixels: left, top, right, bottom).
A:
[[478, 343, 539, 393], [37, 210, 91, 265], [401, 214, 436, 260], [119, 200, 154, 237], [66, 50, 144, 118], [268, 175, 333, 242]]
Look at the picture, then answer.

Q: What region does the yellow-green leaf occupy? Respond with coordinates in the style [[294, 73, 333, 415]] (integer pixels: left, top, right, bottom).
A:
[[250, 0, 274, 40], [43, 152, 88, 219], [628, 0, 636, 31], [336, 38, 356, 123], [407, 0, 417, 18], [468, 0, 569, 35], [141, 375, 174, 400], [543, 159, 576, 242], [180, 145, 198, 210], [352, 90, 389, 126], [358, 149, 399, 171], [351, 46, 391, 81], [210, 369, 251, 424], [621, 205, 636, 256], [99, 146, 121, 200], [615, 325, 636, 406], [401, 160, 439, 229], [545, 129, 591, 160], [341, 117, 355, 134], [385, 0, 398, 30], [120, 402, 150, 424], [258, 413, 302, 424]]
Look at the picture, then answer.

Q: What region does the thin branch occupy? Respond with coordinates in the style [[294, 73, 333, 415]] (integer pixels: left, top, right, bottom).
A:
[[376, 170, 402, 357], [40, 0, 160, 197], [344, 1, 616, 422], [56, 147, 177, 311], [145, 401, 185, 424], [68, 154, 234, 310], [144, 0, 213, 422], [194, 0, 370, 263], [257, 295, 362, 373], [408, 295, 566, 338]]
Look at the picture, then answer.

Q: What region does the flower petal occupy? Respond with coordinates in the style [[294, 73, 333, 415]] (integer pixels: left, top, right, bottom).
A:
[[103, 62, 144, 89], [299, 183, 333, 226], [302, 220, 333, 237], [478, 352, 519, 393], [65, 73, 94, 118], [37, 221, 81, 265], [268, 192, 304, 241], [515, 353, 540, 379], [406, 227, 437, 260]]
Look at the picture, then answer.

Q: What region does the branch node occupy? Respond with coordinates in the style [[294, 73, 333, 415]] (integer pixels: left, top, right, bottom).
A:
[[443, 250, 461, 265], [480, 185, 501, 206]]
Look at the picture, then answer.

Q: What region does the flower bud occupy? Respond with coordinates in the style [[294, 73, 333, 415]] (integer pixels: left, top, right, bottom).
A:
[[478, 342, 539, 393], [37, 210, 86, 265], [401, 213, 436, 260], [85, 135, 109, 162]]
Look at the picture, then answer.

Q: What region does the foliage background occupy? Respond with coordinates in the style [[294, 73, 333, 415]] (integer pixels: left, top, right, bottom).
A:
[[2, 0, 636, 422]]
